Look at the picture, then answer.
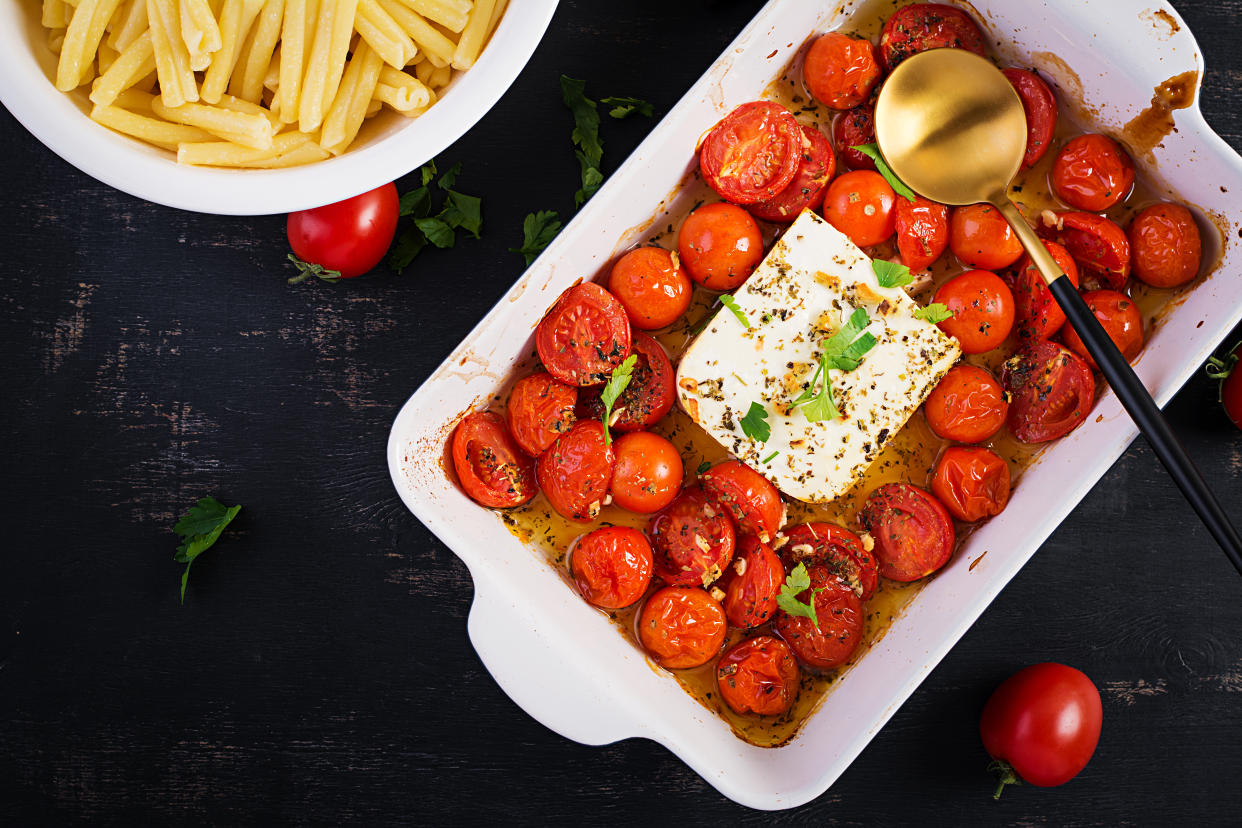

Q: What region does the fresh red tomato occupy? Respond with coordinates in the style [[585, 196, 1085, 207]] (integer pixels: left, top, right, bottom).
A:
[[649, 486, 737, 587], [924, 364, 1008, 444], [858, 482, 955, 582], [1210, 344, 1242, 430], [949, 203, 1024, 270], [699, 101, 803, 205], [774, 565, 864, 670], [1012, 241, 1080, 341], [1051, 134, 1135, 212], [678, 202, 765, 291], [536, 282, 632, 386], [832, 106, 877, 171], [803, 32, 883, 110], [570, 526, 653, 610], [749, 125, 837, 224], [535, 420, 615, 522], [823, 170, 896, 248], [287, 182, 399, 279], [577, 332, 675, 432], [980, 663, 1103, 796], [1127, 203, 1202, 288], [717, 635, 800, 716], [1042, 212, 1131, 290], [722, 535, 784, 629], [779, 522, 878, 600], [931, 446, 1011, 522], [894, 196, 950, 271], [450, 411, 537, 508], [1002, 68, 1058, 168], [506, 372, 577, 457], [933, 270, 1016, 354], [607, 246, 693, 330], [609, 431, 683, 514], [1061, 289, 1144, 370], [879, 3, 987, 71], [638, 586, 727, 669], [1002, 341, 1096, 443], [700, 460, 784, 542]]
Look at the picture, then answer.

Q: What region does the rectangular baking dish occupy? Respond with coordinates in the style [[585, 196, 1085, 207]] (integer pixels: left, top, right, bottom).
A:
[[387, 0, 1242, 810]]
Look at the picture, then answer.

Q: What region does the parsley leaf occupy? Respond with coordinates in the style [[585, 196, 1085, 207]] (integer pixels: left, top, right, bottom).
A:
[[441, 190, 482, 238], [399, 185, 432, 218], [776, 562, 822, 626], [602, 96, 653, 119], [872, 258, 914, 289], [420, 160, 437, 186], [794, 308, 877, 422], [286, 254, 341, 284], [173, 496, 242, 604], [761, 450, 780, 464], [511, 210, 562, 266], [437, 161, 462, 191], [852, 143, 917, 202], [562, 75, 604, 206], [719, 294, 751, 329], [915, 303, 955, 323], [387, 159, 484, 274], [600, 354, 638, 446], [697, 460, 712, 475], [414, 216, 455, 248], [800, 363, 841, 423], [739, 401, 771, 442]]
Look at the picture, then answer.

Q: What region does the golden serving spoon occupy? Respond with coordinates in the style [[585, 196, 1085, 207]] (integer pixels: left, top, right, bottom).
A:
[[874, 48, 1242, 573]]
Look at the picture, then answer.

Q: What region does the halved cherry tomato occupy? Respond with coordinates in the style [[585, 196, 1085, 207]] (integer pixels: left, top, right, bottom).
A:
[[577, 332, 675, 432], [699, 101, 803, 205], [450, 411, 537, 508], [1012, 241, 1080, 341], [949, 203, 1024, 270], [610, 431, 683, 514], [506, 372, 577, 457], [1128, 203, 1202, 288], [924, 364, 1008, 444], [535, 282, 632, 386], [894, 196, 950, 271], [1051, 134, 1135, 212], [749, 125, 837, 224], [535, 420, 614, 522], [570, 526, 653, 610], [832, 106, 877, 171], [287, 182, 399, 279], [649, 486, 737, 587], [678, 202, 765, 291], [607, 246, 693, 330], [638, 585, 727, 669], [1041, 211, 1131, 289], [823, 170, 896, 248], [803, 32, 883, 110], [1002, 341, 1096, 443], [700, 460, 784, 542], [717, 635, 800, 716], [1061, 289, 1144, 370], [859, 482, 955, 582], [1002, 68, 1058, 168], [931, 446, 1011, 523], [933, 269, 1016, 354], [722, 535, 784, 629], [780, 522, 878, 600], [774, 565, 864, 670], [879, 3, 987, 71]]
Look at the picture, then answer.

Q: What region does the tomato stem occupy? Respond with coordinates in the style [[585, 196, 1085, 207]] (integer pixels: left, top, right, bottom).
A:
[[987, 759, 1022, 800]]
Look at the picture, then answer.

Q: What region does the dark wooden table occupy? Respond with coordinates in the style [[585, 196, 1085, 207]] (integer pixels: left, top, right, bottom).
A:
[[3, 1, 1241, 824]]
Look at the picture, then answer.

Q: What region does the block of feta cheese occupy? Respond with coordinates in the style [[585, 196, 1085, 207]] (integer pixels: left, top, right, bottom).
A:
[[675, 210, 961, 503]]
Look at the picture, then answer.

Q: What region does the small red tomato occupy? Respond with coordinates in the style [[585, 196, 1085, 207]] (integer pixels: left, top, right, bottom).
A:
[[450, 411, 537, 509], [1208, 344, 1242, 430], [678, 202, 765, 291], [980, 663, 1103, 796], [648, 486, 737, 587], [803, 32, 883, 110], [858, 482, 956, 582], [931, 446, 1011, 522], [1002, 68, 1058, 168], [774, 565, 864, 670], [950, 203, 1024, 270], [879, 3, 987, 71], [832, 105, 877, 171], [1042, 212, 1131, 290], [1003, 341, 1096, 443], [577, 332, 675, 432], [1061, 290, 1144, 370], [933, 269, 1016, 354], [722, 535, 785, 629], [607, 246, 693, 330], [700, 460, 784, 542], [699, 102, 803, 205], [894, 196, 950, 272], [1127, 203, 1202, 288], [749, 125, 837, 224], [638, 586, 727, 669], [823, 170, 896, 248], [535, 283, 632, 386], [506, 372, 577, 457], [570, 526, 653, 610], [924, 364, 1008, 444], [535, 420, 614, 522], [717, 635, 800, 716], [779, 522, 878, 600], [1051, 134, 1135, 212], [609, 431, 683, 514], [287, 182, 399, 279], [1012, 241, 1080, 341]]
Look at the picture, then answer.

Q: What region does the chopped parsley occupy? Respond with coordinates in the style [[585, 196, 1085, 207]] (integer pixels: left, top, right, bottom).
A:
[[173, 496, 242, 604], [872, 258, 914, 289], [761, 450, 780, 464], [386, 159, 484, 274], [601, 96, 653, 119], [851, 143, 917, 202], [719, 294, 751, 329], [776, 562, 823, 625], [562, 76, 604, 206], [511, 210, 562, 265], [739, 401, 771, 443], [697, 460, 712, 475], [793, 307, 877, 422], [599, 354, 638, 446], [915, 303, 955, 323]]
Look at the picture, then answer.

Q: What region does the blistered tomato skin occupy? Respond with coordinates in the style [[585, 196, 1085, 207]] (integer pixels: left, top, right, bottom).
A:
[[803, 32, 883, 110], [609, 431, 683, 514], [1003, 341, 1096, 443], [949, 203, 1024, 270], [779, 522, 877, 600], [535, 282, 632, 386], [699, 101, 803, 205], [536, 420, 615, 522], [823, 170, 896, 248], [1127, 203, 1202, 288], [932, 446, 1011, 523], [832, 106, 877, 171], [649, 486, 737, 587], [894, 196, 950, 272], [924, 364, 1009, 444], [774, 565, 864, 670], [1013, 241, 1080, 341], [678, 202, 765, 291], [700, 460, 785, 542], [506, 372, 577, 457], [1051, 134, 1135, 212], [933, 269, 1016, 354], [879, 3, 987, 71], [607, 247, 694, 330], [748, 125, 837, 224], [1042, 211, 1132, 290], [450, 411, 537, 509], [717, 635, 800, 716], [577, 332, 675, 432], [1002, 68, 1058, 168], [1061, 290, 1144, 370], [639, 586, 728, 669], [570, 526, 654, 610], [859, 482, 956, 582], [722, 535, 784, 629]]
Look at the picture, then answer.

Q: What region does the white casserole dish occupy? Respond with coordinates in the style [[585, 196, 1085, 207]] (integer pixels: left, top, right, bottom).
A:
[[387, 0, 1242, 810]]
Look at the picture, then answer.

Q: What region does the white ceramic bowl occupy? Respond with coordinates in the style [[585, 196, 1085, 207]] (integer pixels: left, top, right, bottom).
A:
[[0, 1, 558, 215]]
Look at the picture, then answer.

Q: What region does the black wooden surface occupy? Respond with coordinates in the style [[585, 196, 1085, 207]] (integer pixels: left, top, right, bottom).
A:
[[3, 1, 1241, 824]]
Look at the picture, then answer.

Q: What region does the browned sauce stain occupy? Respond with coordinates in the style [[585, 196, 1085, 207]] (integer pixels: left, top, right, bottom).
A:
[[1031, 51, 1094, 124], [1140, 7, 1181, 37], [1123, 70, 1199, 162], [969, 551, 988, 572]]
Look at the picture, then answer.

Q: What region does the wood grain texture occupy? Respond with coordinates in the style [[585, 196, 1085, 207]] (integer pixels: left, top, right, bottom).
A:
[[2, 0, 1241, 824]]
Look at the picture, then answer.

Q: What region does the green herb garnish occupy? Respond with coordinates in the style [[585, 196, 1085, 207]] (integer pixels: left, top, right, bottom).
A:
[[697, 460, 712, 475], [601, 96, 654, 119], [915, 303, 955, 323], [852, 143, 917, 202], [872, 258, 914, 289], [719, 294, 752, 329], [600, 354, 638, 446], [511, 210, 562, 265], [793, 307, 877, 422], [776, 562, 823, 625], [386, 159, 484, 274], [173, 497, 242, 604], [562, 76, 604, 206], [761, 450, 780, 464], [739, 401, 771, 443]]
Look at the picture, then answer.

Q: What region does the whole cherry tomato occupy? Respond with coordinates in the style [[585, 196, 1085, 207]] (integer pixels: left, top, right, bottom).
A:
[[749, 125, 837, 224], [1051, 134, 1135, 212], [506, 372, 577, 457], [894, 196, 950, 272], [858, 482, 956, 582], [717, 635, 800, 716], [536, 283, 632, 386], [933, 269, 1016, 354], [823, 170, 896, 248], [1003, 341, 1095, 443], [638, 586, 727, 669], [450, 411, 537, 509], [931, 446, 1011, 522], [722, 535, 785, 629], [879, 3, 987, 71], [924, 364, 1008, 444], [1002, 68, 1058, 168], [678, 202, 765, 291], [1127, 203, 1202, 288], [1060, 289, 1144, 370], [774, 564, 864, 670], [609, 431, 684, 514], [950, 203, 1024, 270], [779, 522, 877, 600], [570, 526, 653, 610], [1012, 241, 1080, 341], [577, 332, 675, 432], [700, 460, 784, 542], [287, 182, 399, 280], [607, 246, 693, 330], [1041, 212, 1131, 290], [536, 420, 614, 522], [700, 102, 803, 205], [832, 106, 877, 171], [649, 486, 737, 587], [1207, 343, 1242, 430], [803, 32, 883, 110]]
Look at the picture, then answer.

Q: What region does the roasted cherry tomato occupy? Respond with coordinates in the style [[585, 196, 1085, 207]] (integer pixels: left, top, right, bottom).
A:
[[931, 446, 1011, 523], [1012, 241, 1080, 341], [1061, 289, 1144, 370], [949, 203, 1024, 270], [1209, 344, 1242, 430], [1002, 68, 1058, 168], [924, 364, 1008, 444], [678, 202, 765, 291], [859, 482, 956, 582], [894, 196, 950, 272], [450, 411, 537, 509], [607, 246, 694, 330], [803, 32, 883, 110], [506, 372, 577, 457], [638, 586, 727, 669], [287, 182, 399, 279], [578, 332, 675, 432], [700, 460, 784, 542], [823, 170, 896, 248], [535, 282, 632, 386], [832, 105, 877, 171], [699, 101, 803, 205], [980, 663, 1102, 796], [535, 420, 615, 522], [1051, 133, 1135, 212], [933, 269, 1016, 354], [722, 535, 785, 629], [1002, 341, 1096, 443], [780, 522, 878, 600], [649, 486, 737, 587], [1128, 202, 1202, 288], [1041, 211, 1131, 290], [879, 3, 987, 71], [774, 565, 864, 670], [570, 526, 653, 610], [749, 125, 837, 224], [609, 431, 684, 514], [717, 635, 800, 716]]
